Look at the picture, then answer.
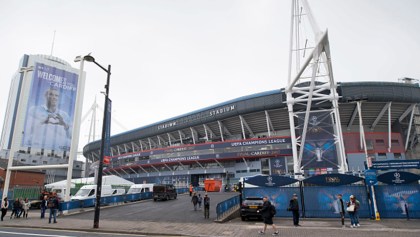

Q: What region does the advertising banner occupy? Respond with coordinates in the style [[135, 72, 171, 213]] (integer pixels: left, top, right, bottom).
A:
[[22, 63, 78, 152], [297, 111, 339, 172]]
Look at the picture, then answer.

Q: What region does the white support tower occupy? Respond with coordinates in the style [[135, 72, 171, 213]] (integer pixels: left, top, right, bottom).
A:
[[286, 0, 348, 176]]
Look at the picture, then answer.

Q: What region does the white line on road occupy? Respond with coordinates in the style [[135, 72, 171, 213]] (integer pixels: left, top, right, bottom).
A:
[[0, 230, 74, 237]]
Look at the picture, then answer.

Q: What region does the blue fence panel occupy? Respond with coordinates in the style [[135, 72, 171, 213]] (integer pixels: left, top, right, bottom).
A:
[[81, 198, 96, 208], [375, 184, 420, 219], [140, 192, 153, 199], [243, 187, 300, 217], [125, 193, 140, 202], [177, 188, 188, 194], [303, 186, 370, 218], [216, 195, 240, 220], [60, 200, 81, 211]]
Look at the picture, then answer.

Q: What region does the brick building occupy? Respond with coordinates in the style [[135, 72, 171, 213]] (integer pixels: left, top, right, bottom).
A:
[[0, 159, 45, 189]]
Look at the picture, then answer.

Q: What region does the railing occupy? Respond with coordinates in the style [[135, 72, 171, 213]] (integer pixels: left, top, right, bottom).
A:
[[60, 189, 187, 212], [216, 194, 240, 221]]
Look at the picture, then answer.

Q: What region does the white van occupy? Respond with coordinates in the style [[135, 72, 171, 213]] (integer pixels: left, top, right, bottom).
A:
[[127, 183, 154, 194], [71, 185, 113, 200]]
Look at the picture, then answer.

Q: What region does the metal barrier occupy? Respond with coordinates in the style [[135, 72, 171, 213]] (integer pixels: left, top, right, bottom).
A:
[[216, 195, 240, 221], [59, 189, 187, 212]]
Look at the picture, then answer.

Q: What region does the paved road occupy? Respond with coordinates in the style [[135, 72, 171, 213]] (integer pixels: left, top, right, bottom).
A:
[[1, 192, 419, 237], [0, 227, 147, 237], [68, 192, 239, 223]]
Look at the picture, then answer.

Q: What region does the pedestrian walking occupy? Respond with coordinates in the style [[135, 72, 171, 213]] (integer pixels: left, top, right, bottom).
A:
[[48, 192, 59, 224], [257, 196, 279, 235], [203, 194, 210, 219], [20, 198, 30, 218], [1, 197, 8, 221], [189, 184, 193, 197], [198, 193, 203, 210], [336, 194, 346, 228], [40, 195, 48, 219], [191, 192, 198, 211], [10, 198, 21, 219], [347, 195, 360, 228], [288, 193, 300, 226]]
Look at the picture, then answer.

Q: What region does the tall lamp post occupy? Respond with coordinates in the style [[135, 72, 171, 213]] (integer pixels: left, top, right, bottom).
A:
[[77, 54, 111, 229]]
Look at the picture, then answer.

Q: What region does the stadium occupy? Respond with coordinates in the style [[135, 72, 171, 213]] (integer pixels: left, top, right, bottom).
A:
[[82, 80, 420, 188]]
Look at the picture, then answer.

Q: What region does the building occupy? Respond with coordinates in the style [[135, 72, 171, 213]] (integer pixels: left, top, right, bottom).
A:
[[0, 159, 45, 189], [82, 80, 420, 187], [0, 54, 85, 184]]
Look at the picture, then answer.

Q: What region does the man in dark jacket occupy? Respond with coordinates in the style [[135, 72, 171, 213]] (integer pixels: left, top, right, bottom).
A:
[[289, 193, 300, 226], [257, 196, 279, 235]]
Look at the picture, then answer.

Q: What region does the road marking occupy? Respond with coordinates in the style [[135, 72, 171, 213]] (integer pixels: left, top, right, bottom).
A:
[[0, 230, 74, 237]]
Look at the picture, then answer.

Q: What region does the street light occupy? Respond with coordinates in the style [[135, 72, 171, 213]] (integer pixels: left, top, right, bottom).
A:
[[76, 54, 111, 229]]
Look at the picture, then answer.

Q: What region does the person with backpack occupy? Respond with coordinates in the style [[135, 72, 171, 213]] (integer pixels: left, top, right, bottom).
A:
[[48, 192, 59, 224], [257, 196, 279, 235]]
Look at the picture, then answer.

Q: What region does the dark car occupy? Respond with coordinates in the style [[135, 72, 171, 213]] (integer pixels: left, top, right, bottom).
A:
[[240, 196, 264, 221], [153, 184, 177, 201]]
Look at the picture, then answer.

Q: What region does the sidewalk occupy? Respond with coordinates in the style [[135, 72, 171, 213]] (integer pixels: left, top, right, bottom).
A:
[[1, 211, 419, 237]]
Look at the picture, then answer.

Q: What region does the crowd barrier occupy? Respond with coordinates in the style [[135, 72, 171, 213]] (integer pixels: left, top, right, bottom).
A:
[[216, 195, 240, 220]]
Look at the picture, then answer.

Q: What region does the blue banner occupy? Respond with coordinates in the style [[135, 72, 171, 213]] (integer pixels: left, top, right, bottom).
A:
[[297, 111, 339, 173], [375, 185, 420, 218], [104, 98, 112, 157], [377, 171, 420, 185], [371, 159, 420, 170], [303, 174, 364, 186], [244, 175, 298, 187]]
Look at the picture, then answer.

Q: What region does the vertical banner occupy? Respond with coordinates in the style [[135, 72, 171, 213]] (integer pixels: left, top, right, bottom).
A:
[[270, 157, 287, 175], [297, 111, 339, 175], [22, 63, 78, 152], [104, 98, 112, 161]]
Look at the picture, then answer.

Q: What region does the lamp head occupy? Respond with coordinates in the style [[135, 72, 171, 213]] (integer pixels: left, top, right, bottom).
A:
[[83, 55, 95, 62]]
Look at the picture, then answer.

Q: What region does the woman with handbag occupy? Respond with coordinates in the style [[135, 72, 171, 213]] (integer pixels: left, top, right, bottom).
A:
[[347, 195, 360, 228]]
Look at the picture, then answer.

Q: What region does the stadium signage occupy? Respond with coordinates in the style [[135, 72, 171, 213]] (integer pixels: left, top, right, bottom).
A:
[[157, 121, 177, 130], [370, 159, 420, 170], [209, 104, 236, 116], [230, 138, 287, 146]]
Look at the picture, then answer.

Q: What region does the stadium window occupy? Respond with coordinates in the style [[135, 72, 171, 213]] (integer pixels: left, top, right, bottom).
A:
[[43, 161, 48, 164], [366, 140, 374, 150], [391, 139, 400, 145], [375, 139, 385, 145], [20, 159, 26, 162], [377, 153, 387, 159], [394, 153, 402, 159]]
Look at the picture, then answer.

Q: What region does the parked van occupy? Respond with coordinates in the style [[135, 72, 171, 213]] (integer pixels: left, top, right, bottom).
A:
[[71, 185, 113, 200], [112, 188, 126, 196], [127, 183, 154, 194], [153, 184, 177, 201]]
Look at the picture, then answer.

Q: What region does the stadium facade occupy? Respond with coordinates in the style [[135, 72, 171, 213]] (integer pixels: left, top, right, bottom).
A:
[[0, 54, 85, 183], [82, 80, 420, 187]]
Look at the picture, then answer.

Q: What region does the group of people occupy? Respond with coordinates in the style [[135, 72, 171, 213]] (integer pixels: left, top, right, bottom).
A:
[[257, 193, 361, 235], [0, 197, 31, 221], [337, 194, 361, 228], [0, 192, 60, 224], [190, 192, 210, 219]]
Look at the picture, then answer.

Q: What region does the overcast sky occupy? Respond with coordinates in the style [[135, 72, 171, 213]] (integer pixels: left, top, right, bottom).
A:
[[1, 0, 419, 151]]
